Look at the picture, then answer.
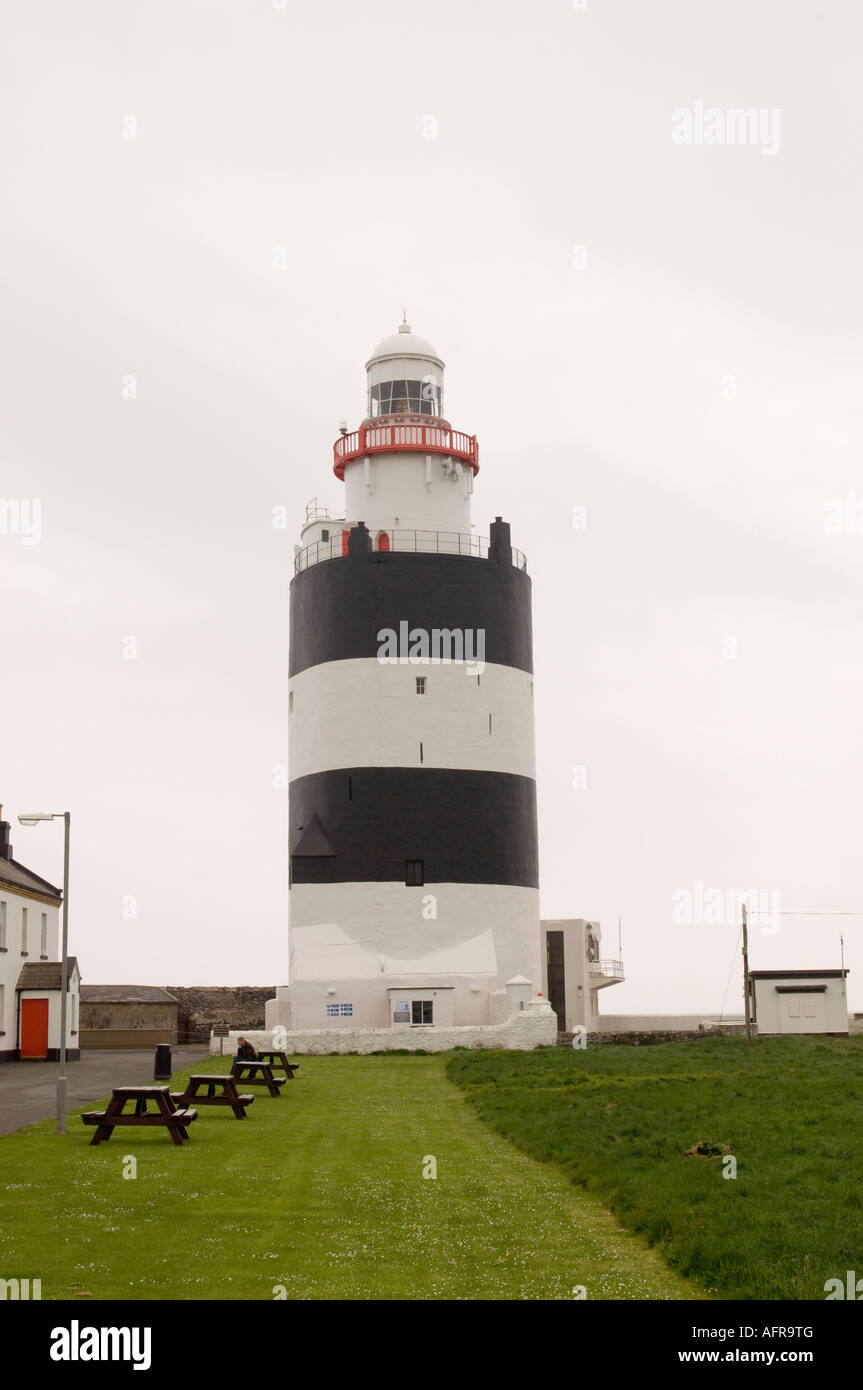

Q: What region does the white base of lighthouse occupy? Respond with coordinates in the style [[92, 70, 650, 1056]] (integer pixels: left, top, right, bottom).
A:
[[270, 881, 541, 1032]]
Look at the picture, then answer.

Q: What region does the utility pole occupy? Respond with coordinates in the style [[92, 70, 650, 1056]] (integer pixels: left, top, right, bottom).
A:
[[742, 903, 753, 1041]]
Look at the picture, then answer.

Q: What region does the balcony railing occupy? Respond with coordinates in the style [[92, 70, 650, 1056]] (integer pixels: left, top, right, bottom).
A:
[[333, 422, 479, 479], [294, 528, 527, 574], [589, 960, 625, 981]]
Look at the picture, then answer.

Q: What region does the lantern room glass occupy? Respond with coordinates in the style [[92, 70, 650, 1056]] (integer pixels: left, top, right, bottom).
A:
[[369, 377, 442, 418]]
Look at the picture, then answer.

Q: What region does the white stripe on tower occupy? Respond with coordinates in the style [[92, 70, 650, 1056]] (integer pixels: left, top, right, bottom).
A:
[[288, 658, 534, 780]]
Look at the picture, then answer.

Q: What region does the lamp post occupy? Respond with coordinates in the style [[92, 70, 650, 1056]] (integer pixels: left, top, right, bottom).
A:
[[18, 811, 70, 1134]]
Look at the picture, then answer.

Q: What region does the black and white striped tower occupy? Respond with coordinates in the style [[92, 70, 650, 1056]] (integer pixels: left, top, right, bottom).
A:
[[280, 321, 540, 1032]]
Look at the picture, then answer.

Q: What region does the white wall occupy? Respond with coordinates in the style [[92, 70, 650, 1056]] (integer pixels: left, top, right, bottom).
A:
[[0, 889, 62, 1054], [753, 976, 848, 1034], [298, 516, 345, 548], [289, 659, 535, 779], [215, 1001, 557, 1055], [344, 451, 472, 535], [289, 881, 541, 1026]]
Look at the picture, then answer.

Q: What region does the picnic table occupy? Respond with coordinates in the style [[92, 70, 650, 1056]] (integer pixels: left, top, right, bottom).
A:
[[81, 1087, 197, 1147], [255, 1050, 300, 1079], [170, 1074, 255, 1119], [231, 1061, 286, 1097]]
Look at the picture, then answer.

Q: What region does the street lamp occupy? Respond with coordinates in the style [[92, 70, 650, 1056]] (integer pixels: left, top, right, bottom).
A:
[[18, 811, 71, 1134]]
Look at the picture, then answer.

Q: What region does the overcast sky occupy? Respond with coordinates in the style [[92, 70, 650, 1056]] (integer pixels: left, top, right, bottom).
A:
[[2, 0, 861, 1014]]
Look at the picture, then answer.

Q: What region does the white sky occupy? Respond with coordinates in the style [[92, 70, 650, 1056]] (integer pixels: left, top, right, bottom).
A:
[[2, 0, 861, 1013]]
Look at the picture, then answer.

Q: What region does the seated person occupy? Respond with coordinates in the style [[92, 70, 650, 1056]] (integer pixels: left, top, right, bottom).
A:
[[231, 1035, 259, 1075], [207, 1035, 259, 1096]]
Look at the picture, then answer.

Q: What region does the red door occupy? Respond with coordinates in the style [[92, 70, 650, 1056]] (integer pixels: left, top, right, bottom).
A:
[[20, 999, 49, 1058]]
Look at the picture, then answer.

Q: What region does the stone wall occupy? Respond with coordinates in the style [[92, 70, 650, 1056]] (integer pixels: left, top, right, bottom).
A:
[[597, 1014, 745, 1032], [210, 1004, 557, 1055], [167, 986, 276, 1043]]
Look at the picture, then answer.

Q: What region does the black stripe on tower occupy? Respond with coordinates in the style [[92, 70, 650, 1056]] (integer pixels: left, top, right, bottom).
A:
[[290, 767, 538, 888], [289, 548, 533, 678]]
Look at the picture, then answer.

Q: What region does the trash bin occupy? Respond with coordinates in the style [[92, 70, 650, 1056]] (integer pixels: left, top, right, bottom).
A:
[[154, 1043, 172, 1081]]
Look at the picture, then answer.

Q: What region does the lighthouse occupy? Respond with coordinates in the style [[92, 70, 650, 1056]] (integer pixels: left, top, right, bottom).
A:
[[271, 321, 541, 1034]]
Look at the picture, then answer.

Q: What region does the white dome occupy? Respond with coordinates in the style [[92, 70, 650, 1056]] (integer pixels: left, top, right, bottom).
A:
[[366, 322, 444, 369]]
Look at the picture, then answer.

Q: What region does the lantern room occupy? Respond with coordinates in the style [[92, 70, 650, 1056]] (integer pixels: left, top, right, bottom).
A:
[[365, 319, 445, 420]]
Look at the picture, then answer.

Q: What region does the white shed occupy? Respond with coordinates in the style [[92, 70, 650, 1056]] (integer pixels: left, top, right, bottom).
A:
[[750, 969, 849, 1036]]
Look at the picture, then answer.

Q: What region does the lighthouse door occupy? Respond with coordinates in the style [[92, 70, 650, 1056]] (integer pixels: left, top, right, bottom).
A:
[[546, 931, 566, 1032]]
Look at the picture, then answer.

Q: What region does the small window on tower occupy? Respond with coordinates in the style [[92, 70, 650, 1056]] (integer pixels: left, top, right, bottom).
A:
[[321, 529, 329, 541], [416, 677, 426, 695], [405, 860, 424, 886], [289, 691, 294, 714]]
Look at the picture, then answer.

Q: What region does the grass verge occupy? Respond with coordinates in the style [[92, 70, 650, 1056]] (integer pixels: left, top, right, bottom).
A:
[[446, 1034, 863, 1300], [0, 1052, 702, 1300]]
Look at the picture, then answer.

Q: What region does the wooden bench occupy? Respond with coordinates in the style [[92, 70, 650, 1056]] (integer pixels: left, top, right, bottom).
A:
[[231, 1061, 286, 1097], [256, 1050, 300, 1079], [171, 1075, 255, 1119], [81, 1087, 197, 1146]]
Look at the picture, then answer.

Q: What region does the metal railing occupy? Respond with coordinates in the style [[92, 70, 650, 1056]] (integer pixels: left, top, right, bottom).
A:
[[333, 422, 479, 479], [589, 960, 625, 980], [294, 528, 527, 574]]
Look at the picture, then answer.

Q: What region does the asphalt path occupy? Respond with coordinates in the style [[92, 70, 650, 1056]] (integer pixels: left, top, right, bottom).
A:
[[0, 1047, 209, 1134]]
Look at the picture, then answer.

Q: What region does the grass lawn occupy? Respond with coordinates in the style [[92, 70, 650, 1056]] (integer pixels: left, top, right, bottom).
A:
[[447, 1034, 863, 1301], [0, 1052, 702, 1301]]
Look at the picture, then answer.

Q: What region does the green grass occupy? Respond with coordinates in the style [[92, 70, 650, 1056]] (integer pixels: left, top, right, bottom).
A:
[[0, 1053, 701, 1301], [446, 1035, 863, 1300]]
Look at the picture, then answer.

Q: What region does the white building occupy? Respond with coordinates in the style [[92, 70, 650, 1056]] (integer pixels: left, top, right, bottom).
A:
[[0, 808, 80, 1062], [540, 919, 625, 1032], [267, 322, 548, 1042], [750, 969, 849, 1036]]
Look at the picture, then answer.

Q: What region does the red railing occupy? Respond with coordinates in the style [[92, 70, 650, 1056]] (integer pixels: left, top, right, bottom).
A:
[[333, 423, 479, 480]]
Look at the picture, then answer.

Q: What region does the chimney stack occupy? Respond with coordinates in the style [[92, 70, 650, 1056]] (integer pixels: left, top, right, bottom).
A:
[[0, 805, 12, 861]]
